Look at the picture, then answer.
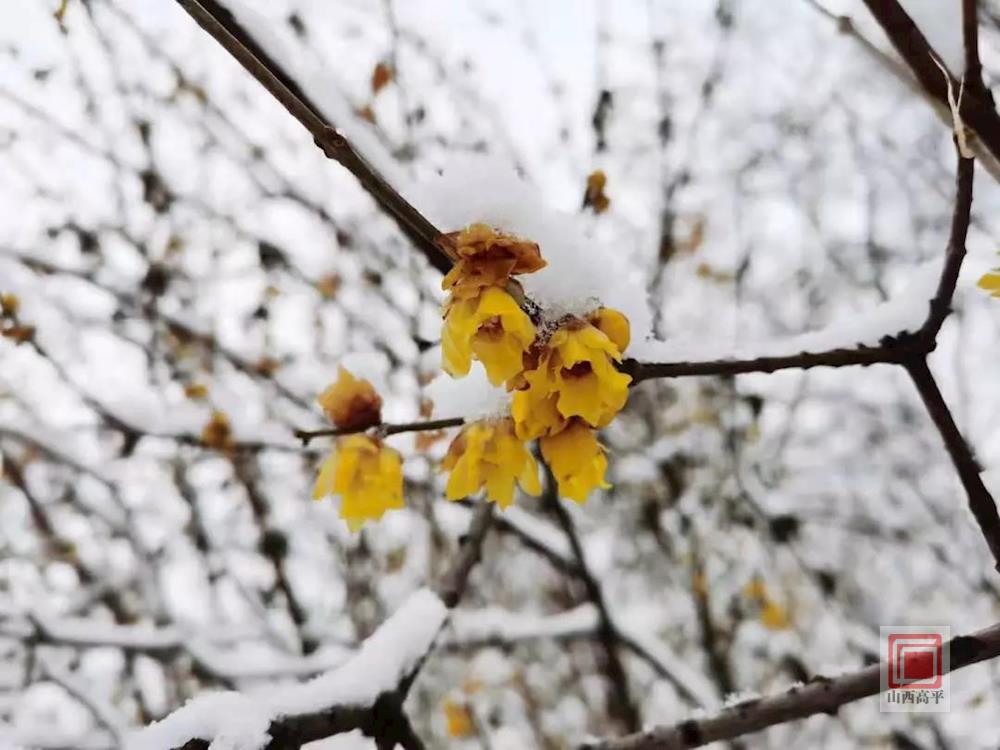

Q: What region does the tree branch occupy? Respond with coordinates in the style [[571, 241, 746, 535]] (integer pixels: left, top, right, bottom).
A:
[[905, 357, 1000, 570], [623, 343, 914, 383], [581, 620, 1000, 750], [861, 0, 1000, 167], [626, 153, 974, 380], [172, 0, 453, 273], [544, 478, 640, 734], [435, 502, 495, 609], [165, 503, 494, 750], [917, 156, 976, 343], [294, 417, 465, 446]]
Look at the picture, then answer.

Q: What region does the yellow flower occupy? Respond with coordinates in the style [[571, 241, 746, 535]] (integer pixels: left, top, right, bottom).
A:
[[587, 307, 630, 353], [539, 420, 610, 503], [759, 600, 792, 630], [441, 223, 546, 299], [442, 419, 541, 508], [442, 286, 536, 386], [316, 367, 383, 431], [979, 270, 1000, 298], [512, 316, 631, 435], [442, 698, 474, 739], [313, 435, 404, 531], [743, 578, 792, 630], [511, 381, 567, 440]]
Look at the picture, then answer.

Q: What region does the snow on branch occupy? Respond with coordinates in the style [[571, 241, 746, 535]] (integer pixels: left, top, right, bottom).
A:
[[128, 588, 447, 750], [624, 260, 941, 381], [580, 619, 1000, 750]]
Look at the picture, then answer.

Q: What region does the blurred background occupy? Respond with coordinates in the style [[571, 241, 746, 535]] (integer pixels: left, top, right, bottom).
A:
[[2, 1, 1000, 747]]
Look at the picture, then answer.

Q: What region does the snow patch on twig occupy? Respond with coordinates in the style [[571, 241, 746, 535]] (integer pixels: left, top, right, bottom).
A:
[[634, 259, 942, 363], [127, 589, 447, 750]]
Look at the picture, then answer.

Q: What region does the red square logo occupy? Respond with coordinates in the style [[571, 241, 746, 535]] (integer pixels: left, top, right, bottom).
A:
[[887, 633, 943, 689]]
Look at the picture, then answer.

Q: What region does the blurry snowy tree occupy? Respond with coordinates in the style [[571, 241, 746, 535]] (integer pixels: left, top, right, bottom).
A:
[[4, 0, 1000, 748]]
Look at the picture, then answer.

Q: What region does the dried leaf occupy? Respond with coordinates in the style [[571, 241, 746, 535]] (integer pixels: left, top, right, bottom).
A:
[[315, 273, 342, 299], [371, 62, 394, 94], [184, 383, 209, 400], [583, 169, 611, 214]]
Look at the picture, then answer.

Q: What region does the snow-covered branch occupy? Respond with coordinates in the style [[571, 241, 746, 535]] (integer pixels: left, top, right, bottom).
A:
[[580, 620, 1000, 750], [133, 588, 447, 750]]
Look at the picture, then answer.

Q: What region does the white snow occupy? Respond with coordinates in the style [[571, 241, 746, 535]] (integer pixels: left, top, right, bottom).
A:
[[610, 614, 719, 709], [631, 259, 941, 362], [416, 153, 654, 343], [447, 604, 597, 646], [423, 363, 510, 420], [128, 589, 447, 750]]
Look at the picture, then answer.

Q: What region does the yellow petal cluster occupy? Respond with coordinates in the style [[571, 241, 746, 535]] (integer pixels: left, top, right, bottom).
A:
[[432, 223, 633, 508], [512, 314, 631, 439], [442, 419, 541, 508], [539, 419, 611, 503], [441, 224, 545, 387], [442, 222, 546, 299], [743, 577, 792, 630], [313, 435, 404, 531], [980, 270, 1000, 298], [443, 285, 536, 386], [317, 367, 383, 430]]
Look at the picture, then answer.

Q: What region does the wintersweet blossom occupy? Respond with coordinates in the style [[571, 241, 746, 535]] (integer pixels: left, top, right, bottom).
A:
[[587, 306, 630, 353], [442, 419, 541, 507], [539, 419, 611, 502], [316, 367, 382, 430], [313, 435, 404, 530], [512, 314, 631, 434], [511, 382, 567, 440], [441, 222, 546, 300], [442, 286, 536, 385], [980, 270, 1000, 298]]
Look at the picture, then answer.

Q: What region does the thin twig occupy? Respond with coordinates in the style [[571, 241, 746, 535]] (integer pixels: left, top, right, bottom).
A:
[[544, 475, 640, 734], [294, 417, 465, 446], [435, 502, 495, 608], [917, 156, 976, 343]]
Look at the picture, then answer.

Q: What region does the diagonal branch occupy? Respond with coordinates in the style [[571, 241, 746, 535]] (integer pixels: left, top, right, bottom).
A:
[[544, 478, 640, 734], [906, 358, 1000, 570], [294, 417, 465, 446], [159, 503, 494, 750], [861, 0, 1000, 169], [172, 0, 453, 273], [580, 620, 1000, 750]]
